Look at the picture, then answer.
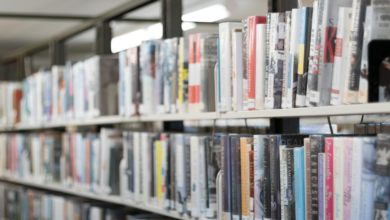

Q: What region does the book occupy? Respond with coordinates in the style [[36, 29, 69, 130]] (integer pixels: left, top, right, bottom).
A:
[[359, 7, 390, 103], [281, 11, 291, 109], [178, 37, 189, 114], [232, 30, 243, 111], [330, 7, 353, 106], [249, 150, 255, 220], [318, 153, 326, 220], [247, 16, 267, 110], [296, 7, 313, 107], [231, 136, 242, 220], [343, 0, 370, 104], [265, 13, 278, 109], [359, 137, 376, 219], [254, 135, 268, 220], [264, 13, 271, 109], [343, 138, 353, 219], [286, 9, 300, 109], [324, 137, 334, 220], [222, 135, 232, 220], [281, 148, 296, 220], [303, 138, 311, 220], [305, 1, 319, 107], [255, 24, 267, 110], [240, 137, 253, 220], [219, 22, 242, 112], [333, 137, 344, 220], [205, 136, 221, 218], [242, 19, 249, 111], [139, 41, 156, 115], [374, 134, 390, 219], [294, 147, 305, 220]]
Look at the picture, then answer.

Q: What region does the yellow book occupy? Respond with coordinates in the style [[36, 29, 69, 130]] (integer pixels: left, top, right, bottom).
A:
[[179, 37, 189, 113], [156, 141, 162, 200], [240, 137, 253, 220]]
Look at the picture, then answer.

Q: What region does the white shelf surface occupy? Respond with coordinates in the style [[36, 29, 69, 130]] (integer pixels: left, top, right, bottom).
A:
[[2, 103, 390, 131], [0, 176, 199, 220], [220, 103, 390, 119]]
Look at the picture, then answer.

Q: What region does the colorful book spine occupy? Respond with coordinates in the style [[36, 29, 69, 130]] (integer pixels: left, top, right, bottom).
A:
[[330, 8, 353, 106], [255, 24, 267, 110], [296, 7, 312, 107], [178, 37, 189, 114], [194, 34, 201, 113], [304, 138, 311, 220], [281, 11, 291, 109], [254, 136, 265, 220], [240, 137, 252, 220], [249, 150, 255, 219], [333, 137, 344, 220], [247, 16, 266, 110], [188, 35, 196, 113], [324, 137, 334, 220], [294, 147, 305, 220], [318, 153, 326, 220]]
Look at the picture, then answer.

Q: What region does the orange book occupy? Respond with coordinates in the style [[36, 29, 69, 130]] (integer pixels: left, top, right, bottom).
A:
[[249, 150, 255, 218], [12, 89, 23, 124], [240, 137, 253, 220]]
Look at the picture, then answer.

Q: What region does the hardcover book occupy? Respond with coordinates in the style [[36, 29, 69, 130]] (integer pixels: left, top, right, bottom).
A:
[[374, 134, 390, 219]]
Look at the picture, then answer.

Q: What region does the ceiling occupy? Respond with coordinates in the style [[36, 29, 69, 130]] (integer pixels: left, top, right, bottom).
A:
[[0, 0, 272, 72]]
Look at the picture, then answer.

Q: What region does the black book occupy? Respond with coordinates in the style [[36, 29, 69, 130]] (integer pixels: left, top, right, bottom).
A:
[[185, 136, 192, 216], [165, 134, 171, 210], [230, 136, 242, 220], [368, 40, 390, 102], [150, 134, 158, 202], [263, 136, 271, 219], [52, 134, 62, 183], [109, 140, 123, 196]]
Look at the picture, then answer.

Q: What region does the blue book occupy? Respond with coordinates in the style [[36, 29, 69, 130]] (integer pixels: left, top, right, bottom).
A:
[[318, 153, 325, 220], [294, 147, 305, 220]]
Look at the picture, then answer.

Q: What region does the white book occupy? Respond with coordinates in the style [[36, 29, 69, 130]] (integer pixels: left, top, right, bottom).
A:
[[279, 146, 287, 220], [350, 137, 363, 220], [124, 49, 133, 116], [265, 13, 278, 109], [0, 134, 6, 176], [160, 134, 168, 208], [255, 24, 267, 110], [330, 7, 352, 106], [219, 22, 243, 112], [286, 9, 300, 109], [281, 12, 291, 109], [133, 132, 141, 202], [199, 137, 207, 217], [232, 30, 243, 111], [191, 136, 201, 217], [333, 137, 344, 220], [141, 133, 152, 204]]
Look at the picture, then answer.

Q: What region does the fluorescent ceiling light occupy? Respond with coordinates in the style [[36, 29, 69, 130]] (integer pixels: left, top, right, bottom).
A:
[[111, 21, 197, 53], [182, 4, 230, 22]]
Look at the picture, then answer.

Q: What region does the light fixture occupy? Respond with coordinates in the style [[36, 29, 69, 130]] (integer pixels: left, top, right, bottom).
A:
[[182, 4, 230, 22], [182, 22, 197, 31]]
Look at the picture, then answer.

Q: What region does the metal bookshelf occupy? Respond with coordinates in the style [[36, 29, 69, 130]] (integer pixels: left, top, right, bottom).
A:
[[0, 176, 198, 220]]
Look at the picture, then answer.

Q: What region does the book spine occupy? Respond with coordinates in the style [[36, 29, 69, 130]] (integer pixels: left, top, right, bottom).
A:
[[269, 136, 280, 220], [249, 150, 254, 220], [280, 147, 287, 220], [333, 137, 344, 220], [179, 38, 189, 114], [343, 138, 353, 220], [281, 12, 291, 109], [265, 14, 277, 109], [188, 35, 196, 113], [156, 141, 162, 206], [194, 34, 201, 113], [191, 137, 200, 217], [294, 148, 305, 220], [185, 137, 192, 216], [344, 0, 370, 104], [304, 138, 311, 220], [296, 8, 310, 107], [232, 137, 242, 220], [240, 138, 252, 220], [232, 31, 243, 111], [264, 14, 271, 104], [222, 136, 232, 220], [330, 8, 352, 106], [255, 24, 267, 110], [287, 10, 299, 108], [273, 14, 286, 109], [285, 149, 295, 220], [198, 138, 207, 216], [309, 0, 325, 106], [305, 1, 319, 107], [318, 153, 326, 220], [310, 136, 321, 220], [350, 137, 363, 220], [254, 136, 264, 220], [242, 20, 249, 111], [248, 16, 266, 110], [374, 134, 390, 219], [360, 137, 376, 220], [263, 137, 271, 220], [325, 137, 334, 220]]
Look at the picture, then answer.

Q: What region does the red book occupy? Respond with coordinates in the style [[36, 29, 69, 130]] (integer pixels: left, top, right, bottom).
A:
[[188, 35, 196, 108], [12, 90, 23, 124], [195, 33, 202, 110], [248, 16, 267, 110], [325, 137, 334, 220], [249, 150, 255, 216]]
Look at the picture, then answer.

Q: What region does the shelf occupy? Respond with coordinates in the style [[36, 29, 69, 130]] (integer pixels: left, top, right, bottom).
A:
[[139, 112, 218, 122], [220, 103, 390, 119], [0, 176, 199, 220]]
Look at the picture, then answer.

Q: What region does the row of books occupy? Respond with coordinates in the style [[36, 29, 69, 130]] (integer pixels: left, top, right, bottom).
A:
[[218, 0, 390, 112], [0, 55, 119, 126], [221, 134, 390, 220], [0, 183, 172, 220], [0, 130, 221, 219]]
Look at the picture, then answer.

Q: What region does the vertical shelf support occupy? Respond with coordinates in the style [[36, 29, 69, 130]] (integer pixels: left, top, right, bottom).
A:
[[95, 21, 112, 55], [49, 41, 66, 66], [161, 0, 183, 39]]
